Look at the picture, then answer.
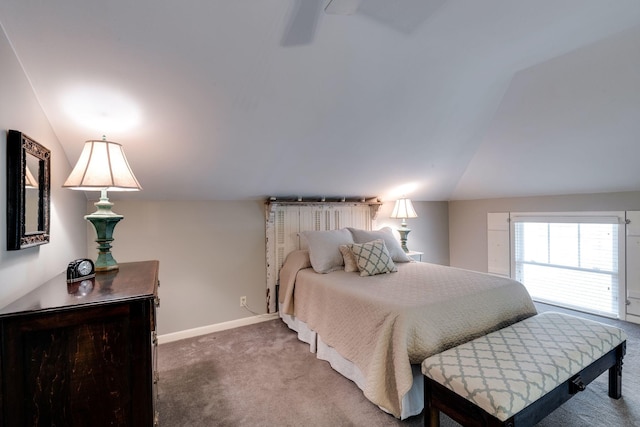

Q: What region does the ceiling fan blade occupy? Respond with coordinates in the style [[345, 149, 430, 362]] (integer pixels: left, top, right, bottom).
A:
[[325, 0, 361, 15], [281, 0, 324, 47], [358, 0, 446, 34]]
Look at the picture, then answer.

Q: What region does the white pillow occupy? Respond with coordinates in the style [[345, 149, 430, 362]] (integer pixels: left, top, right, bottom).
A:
[[347, 227, 412, 263], [300, 229, 354, 273], [349, 239, 397, 277]]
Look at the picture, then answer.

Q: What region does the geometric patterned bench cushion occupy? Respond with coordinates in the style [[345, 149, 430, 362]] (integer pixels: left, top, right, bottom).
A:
[[421, 312, 627, 421]]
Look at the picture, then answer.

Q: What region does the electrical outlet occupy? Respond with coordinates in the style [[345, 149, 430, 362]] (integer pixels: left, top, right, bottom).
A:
[[240, 296, 247, 307]]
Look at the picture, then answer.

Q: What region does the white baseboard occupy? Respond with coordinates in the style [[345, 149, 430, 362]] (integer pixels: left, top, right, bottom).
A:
[[158, 313, 279, 344]]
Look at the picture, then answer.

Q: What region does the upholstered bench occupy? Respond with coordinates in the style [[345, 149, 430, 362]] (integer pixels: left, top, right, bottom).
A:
[[421, 312, 627, 427]]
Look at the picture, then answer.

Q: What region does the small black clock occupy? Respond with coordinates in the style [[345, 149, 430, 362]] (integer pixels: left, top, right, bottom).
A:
[[67, 258, 96, 283]]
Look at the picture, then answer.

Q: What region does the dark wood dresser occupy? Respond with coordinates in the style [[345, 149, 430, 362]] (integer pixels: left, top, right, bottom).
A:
[[0, 260, 159, 426]]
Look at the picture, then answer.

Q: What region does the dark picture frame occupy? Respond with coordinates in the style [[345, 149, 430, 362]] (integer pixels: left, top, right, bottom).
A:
[[6, 130, 51, 250]]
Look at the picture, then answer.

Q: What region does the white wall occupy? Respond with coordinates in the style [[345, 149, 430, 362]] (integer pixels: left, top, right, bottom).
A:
[[449, 191, 640, 272], [101, 199, 450, 335], [0, 26, 87, 307], [88, 199, 267, 335]]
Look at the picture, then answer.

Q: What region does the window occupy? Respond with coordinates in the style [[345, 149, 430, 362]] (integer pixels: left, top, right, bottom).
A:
[[511, 213, 624, 318]]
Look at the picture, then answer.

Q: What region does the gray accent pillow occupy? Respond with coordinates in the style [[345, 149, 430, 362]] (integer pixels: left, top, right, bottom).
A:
[[300, 229, 354, 273], [350, 239, 397, 276], [339, 245, 359, 273], [347, 227, 412, 263]]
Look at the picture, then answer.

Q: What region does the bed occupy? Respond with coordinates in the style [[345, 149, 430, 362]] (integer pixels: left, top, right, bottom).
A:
[[265, 200, 537, 419]]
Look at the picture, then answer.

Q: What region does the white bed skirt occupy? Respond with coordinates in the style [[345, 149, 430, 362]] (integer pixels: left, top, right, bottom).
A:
[[279, 306, 423, 420]]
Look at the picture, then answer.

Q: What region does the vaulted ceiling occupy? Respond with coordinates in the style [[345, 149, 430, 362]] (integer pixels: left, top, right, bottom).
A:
[[1, 1, 639, 201]]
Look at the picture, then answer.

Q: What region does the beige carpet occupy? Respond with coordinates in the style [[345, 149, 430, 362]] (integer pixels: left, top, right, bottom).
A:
[[157, 304, 639, 426]]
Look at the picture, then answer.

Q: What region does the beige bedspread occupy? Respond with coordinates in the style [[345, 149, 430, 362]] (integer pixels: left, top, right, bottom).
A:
[[279, 251, 537, 418]]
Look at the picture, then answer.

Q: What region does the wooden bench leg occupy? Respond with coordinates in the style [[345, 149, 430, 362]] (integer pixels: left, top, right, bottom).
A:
[[608, 341, 626, 399], [424, 377, 440, 427], [427, 407, 440, 427]]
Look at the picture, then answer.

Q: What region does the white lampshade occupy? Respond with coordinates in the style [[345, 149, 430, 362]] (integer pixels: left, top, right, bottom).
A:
[[63, 139, 142, 191], [390, 198, 418, 220], [25, 165, 38, 189]]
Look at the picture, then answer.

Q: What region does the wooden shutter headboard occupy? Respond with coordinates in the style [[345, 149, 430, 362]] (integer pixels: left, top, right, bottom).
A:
[[264, 198, 381, 313]]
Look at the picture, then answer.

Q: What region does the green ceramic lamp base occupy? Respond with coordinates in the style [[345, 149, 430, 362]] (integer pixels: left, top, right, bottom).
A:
[[397, 226, 412, 253], [85, 190, 123, 272]]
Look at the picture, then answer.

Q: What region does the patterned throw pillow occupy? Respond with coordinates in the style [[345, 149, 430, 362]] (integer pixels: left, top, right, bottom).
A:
[[350, 239, 397, 277], [339, 245, 359, 272]]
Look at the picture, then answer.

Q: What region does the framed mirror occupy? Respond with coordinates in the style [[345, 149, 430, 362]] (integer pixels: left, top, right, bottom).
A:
[[7, 130, 50, 250]]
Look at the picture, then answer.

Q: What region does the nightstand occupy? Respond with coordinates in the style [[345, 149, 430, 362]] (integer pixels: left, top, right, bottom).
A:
[[407, 251, 423, 262]]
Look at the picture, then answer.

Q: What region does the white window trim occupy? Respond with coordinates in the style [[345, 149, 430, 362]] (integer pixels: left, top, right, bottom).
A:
[[510, 211, 626, 319], [488, 211, 630, 318]]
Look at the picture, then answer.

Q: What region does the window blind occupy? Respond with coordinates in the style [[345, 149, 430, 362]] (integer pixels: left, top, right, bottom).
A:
[[512, 215, 622, 318]]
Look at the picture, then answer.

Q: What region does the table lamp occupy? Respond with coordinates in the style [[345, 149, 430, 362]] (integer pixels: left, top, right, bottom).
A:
[[390, 197, 418, 252], [63, 137, 141, 271]]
